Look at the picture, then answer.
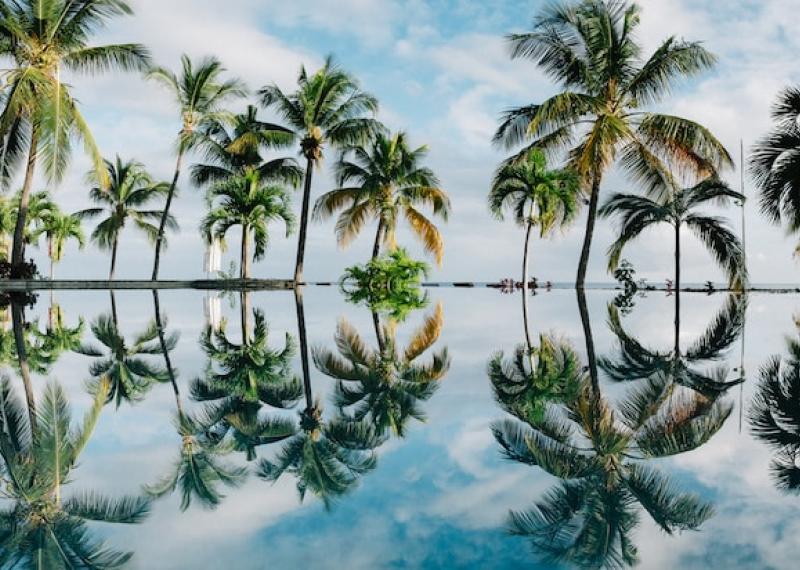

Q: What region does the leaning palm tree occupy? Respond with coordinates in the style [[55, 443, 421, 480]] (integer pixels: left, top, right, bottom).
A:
[[201, 170, 295, 279], [489, 148, 579, 292], [493, 0, 732, 288], [600, 177, 748, 291], [0, 0, 151, 275], [750, 86, 800, 256], [313, 304, 450, 437], [147, 54, 246, 279], [493, 356, 729, 568], [29, 209, 85, 279], [0, 375, 151, 568], [77, 156, 173, 279], [259, 55, 381, 282], [314, 131, 451, 264]]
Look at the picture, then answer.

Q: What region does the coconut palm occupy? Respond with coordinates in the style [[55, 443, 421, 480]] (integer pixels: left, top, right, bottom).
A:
[[201, 170, 295, 279], [259, 55, 381, 282], [0, 0, 151, 274], [489, 148, 579, 292], [191, 104, 301, 188], [77, 156, 173, 279], [493, 353, 728, 568], [750, 86, 800, 256], [600, 177, 747, 291], [493, 0, 732, 288], [145, 291, 248, 511], [77, 311, 170, 408], [313, 131, 451, 264], [313, 304, 450, 437], [0, 195, 16, 259], [29, 208, 85, 279], [0, 375, 150, 568], [147, 54, 246, 279]]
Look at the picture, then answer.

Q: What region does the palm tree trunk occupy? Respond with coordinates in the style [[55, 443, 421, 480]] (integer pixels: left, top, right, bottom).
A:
[[151, 151, 183, 281], [576, 288, 599, 394], [11, 128, 39, 274], [11, 299, 35, 432], [522, 218, 535, 358], [372, 218, 385, 260], [110, 290, 118, 328], [294, 286, 312, 409], [48, 238, 54, 280], [674, 221, 681, 355], [240, 223, 249, 279], [372, 310, 385, 352], [294, 158, 314, 284], [576, 173, 602, 289], [240, 291, 250, 343], [153, 290, 183, 418], [110, 236, 119, 280]]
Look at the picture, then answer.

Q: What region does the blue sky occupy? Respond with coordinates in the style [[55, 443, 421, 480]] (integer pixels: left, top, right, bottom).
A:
[[25, 0, 800, 283]]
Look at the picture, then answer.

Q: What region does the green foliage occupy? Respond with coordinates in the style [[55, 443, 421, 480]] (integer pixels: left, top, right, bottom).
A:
[[340, 249, 429, 320]]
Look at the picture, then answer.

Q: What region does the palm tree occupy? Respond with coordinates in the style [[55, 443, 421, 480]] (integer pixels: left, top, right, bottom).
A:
[[201, 170, 295, 279], [600, 177, 748, 292], [77, 156, 173, 279], [77, 312, 170, 408], [0, 0, 150, 275], [0, 375, 150, 567], [493, 0, 732, 288], [0, 195, 16, 259], [314, 131, 451, 264], [29, 209, 85, 279], [147, 54, 246, 280], [259, 55, 381, 283], [313, 304, 450, 437], [489, 148, 579, 293], [493, 347, 728, 567], [750, 86, 800, 256]]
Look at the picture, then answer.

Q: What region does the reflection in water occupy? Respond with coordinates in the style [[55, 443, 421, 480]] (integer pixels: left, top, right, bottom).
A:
[[313, 304, 450, 437]]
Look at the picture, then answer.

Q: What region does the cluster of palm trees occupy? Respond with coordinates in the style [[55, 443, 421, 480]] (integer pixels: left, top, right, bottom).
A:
[[0, 1, 450, 282]]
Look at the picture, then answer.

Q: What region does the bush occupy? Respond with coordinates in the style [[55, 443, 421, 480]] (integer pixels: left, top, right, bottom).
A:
[[340, 249, 429, 321], [0, 259, 39, 280]]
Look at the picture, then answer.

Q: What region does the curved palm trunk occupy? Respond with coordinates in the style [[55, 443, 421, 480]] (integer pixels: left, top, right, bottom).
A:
[[294, 287, 313, 409], [522, 218, 535, 359], [674, 221, 681, 356], [153, 290, 184, 419], [372, 310, 385, 353], [109, 236, 119, 281], [240, 223, 250, 280], [151, 151, 184, 281], [110, 290, 118, 328], [11, 300, 35, 432], [11, 128, 39, 275], [576, 288, 599, 394], [372, 218, 385, 261], [294, 158, 315, 284], [576, 173, 602, 290]]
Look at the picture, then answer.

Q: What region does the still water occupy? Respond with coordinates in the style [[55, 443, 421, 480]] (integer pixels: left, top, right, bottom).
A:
[[0, 286, 797, 569]]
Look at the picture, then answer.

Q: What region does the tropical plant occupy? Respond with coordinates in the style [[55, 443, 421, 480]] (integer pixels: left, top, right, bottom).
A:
[[314, 131, 451, 264], [259, 55, 381, 282], [600, 177, 747, 291], [29, 208, 85, 279], [493, 357, 728, 567], [489, 148, 579, 291], [201, 170, 295, 279], [0, 375, 150, 568], [147, 54, 246, 279], [340, 248, 429, 320], [314, 304, 450, 437], [750, 86, 800, 256], [77, 156, 172, 279], [0, 0, 151, 275], [493, 0, 732, 288]]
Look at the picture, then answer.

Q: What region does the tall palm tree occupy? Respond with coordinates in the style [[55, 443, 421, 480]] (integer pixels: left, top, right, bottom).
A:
[[29, 208, 85, 279], [147, 54, 246, 280], [493, 0, 732, 288], [201, 170, 295, 279], [314, 131, 451, 264], [599, 177, 747, 292], [493, 350, 728, 567], [0, 375, 150, 567], [750, 86, 800, 256], [259, 55, 381, 283], [489, 148, 579, 294], [0, 0, 150, 275], [313, 304, 450, 437], [77, 156, 173, 279]]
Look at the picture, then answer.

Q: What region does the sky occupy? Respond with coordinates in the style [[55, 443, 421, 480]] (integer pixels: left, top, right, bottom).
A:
[[14, 0, 800, 283]]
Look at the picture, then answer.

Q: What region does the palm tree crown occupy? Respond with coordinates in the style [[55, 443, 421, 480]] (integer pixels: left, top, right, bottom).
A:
[[29, 207, 85, 278], [314, 131, 451, 264], [493, 0, 731, 287]]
